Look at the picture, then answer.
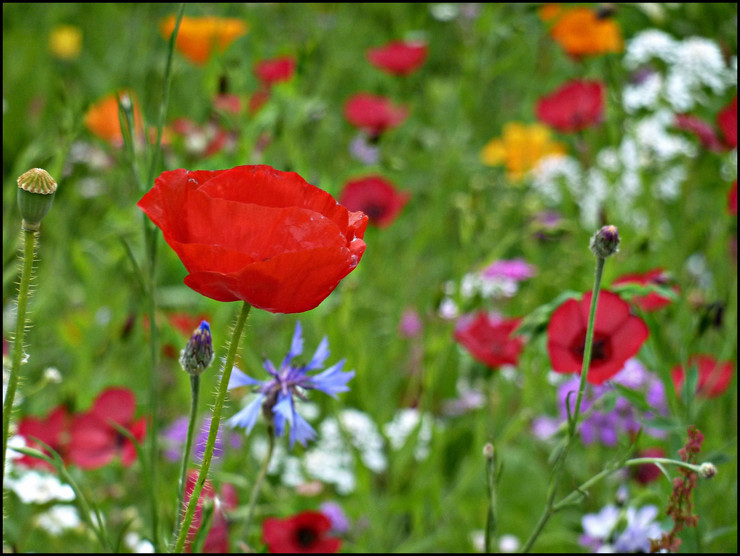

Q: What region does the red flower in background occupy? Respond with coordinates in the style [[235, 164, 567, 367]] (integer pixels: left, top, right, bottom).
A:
[[138, 165, 367, 313], [262, 510, 341, 553], [536, 79, 605, 133], [547, 291, 649, 385], [67, 387, 147, 470], [613, 268, 678, 312], [255, 56, 296, 87], [366, 40, 428, 76], [671, 355, 735, 398], [454, 312, 524, 369], [339, 175, 410, 228], [182, 470, 238, 553], [634, 447, 666, 485], [717, 95, 737, 148], [344, 93, 408, 138], [16, 406, 73, 470], [674, 114, 724, 152], [729, 180, 737, 216]]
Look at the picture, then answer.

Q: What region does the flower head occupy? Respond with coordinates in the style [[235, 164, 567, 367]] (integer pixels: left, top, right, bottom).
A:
[[454, 312, 524, 369], [137, 164, 367, 314], [179, 321, 215, 376], [547, 291, 649, 384], [717, 95, 737, 148], [67, 387, 147, 470], [338, 175, 410, 228], [227, 322, 355, 448], [255, 56, 297, 87], [480, 122, 566, 181], [366, 40, 428, 76], [160, 15, 248, 66], [344, 93, 408, 138], [49, 25, 82, 61], [671, 354, 735, 398], [16, 406, 73, 470], [549, 7, 623, 58], [536, 79, 605, 132], [262, 510, 341, 553], [84, 90, 144, 146], [613, 268, 678, 311], [182, 470, 238, 553]]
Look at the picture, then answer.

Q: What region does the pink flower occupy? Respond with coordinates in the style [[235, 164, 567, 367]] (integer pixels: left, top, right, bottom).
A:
[[536, 79, 605, 133], [674, 114, 723, 151], [717, 95, 737, 148], [344, 93, 408, 138], [366, 40, 428, 76], [254, 56, 296, 87]]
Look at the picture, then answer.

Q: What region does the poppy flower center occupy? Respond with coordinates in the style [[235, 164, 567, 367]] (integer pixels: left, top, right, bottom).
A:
[[363, 202, 387, 221], [295, 526, 318, 547], [570, 332, 612, 364]]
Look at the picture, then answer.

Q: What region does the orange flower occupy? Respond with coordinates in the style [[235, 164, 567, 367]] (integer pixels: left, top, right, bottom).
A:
[[537, 3, 562, 22], [480, 122, 566, 181], [84, 90, 144, 146], [549, 7, 623, 57], [160, 15, 248, 66]]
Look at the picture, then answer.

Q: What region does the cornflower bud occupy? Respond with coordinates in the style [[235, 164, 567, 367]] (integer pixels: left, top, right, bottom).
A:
[[17, 168, 57, 231], [179, 321, 214, 376], [589, 225, 620, 259]]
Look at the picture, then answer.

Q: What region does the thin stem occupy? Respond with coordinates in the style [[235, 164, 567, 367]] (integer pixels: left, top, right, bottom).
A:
[[172, 374, 201, 543], [172, 301, 252, 553], [521, 257, 606, 553], [484, 444, 497, 553], [242, 427, 275, 541], [2, 229, 36, 482]]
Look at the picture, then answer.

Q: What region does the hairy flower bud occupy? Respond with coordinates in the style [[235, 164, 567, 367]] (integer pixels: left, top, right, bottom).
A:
[[179, 321, 215, 376], [589, 225, 620, 259], [17, 168, 57, 231], [699, 462, 717, 479]]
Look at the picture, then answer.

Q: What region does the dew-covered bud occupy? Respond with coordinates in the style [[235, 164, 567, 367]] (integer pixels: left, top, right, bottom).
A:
[[589, 225, 620, 259], [699, 462, 717, 479], [179, 321, 215, 376], [17, 168, 57, 231]]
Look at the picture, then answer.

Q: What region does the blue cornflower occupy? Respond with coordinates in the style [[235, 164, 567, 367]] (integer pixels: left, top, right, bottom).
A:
[[226, 322, 355, 448]]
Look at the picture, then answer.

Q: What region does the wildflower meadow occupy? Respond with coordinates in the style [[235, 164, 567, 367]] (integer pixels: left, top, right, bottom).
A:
[[3, 3, 738, 553]]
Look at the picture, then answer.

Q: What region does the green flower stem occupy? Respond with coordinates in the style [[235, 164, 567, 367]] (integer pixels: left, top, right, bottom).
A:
[[484, 443, 497, 554], [2, 229, 37, 482], [521, 256, 606, 553], [242, 426, 275, 542], [172, 374, 201, 543], [172, 301, 252, 553]]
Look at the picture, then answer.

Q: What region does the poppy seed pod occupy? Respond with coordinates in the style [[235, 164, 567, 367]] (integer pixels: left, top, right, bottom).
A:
[[17, 168, 57, 231]]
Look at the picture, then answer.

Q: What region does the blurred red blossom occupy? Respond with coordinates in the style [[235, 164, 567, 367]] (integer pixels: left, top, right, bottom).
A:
[[454, 312, 524, 369], [729, 180, 737, 216], [67, 387, 147, 470], [613, 268, 678, 312], [344, 93, 408, 138], [366, 40, 428, 76], [182, 470, 238, 553], [717, 95, 737, 148], [536, 79, 605, 132], [339, 175, 410, 228], [138, 165, 367, 313], [262, 510, 341, 553], [255, 56, 296, 86], [674, 114, 724, 152], [633, 447, 666, 485], [16, 406, 73, 470], [671, 355, 735, 398], [547, 291, 649, 385]]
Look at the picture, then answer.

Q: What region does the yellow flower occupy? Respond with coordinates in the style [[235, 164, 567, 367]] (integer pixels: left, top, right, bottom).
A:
[[49, 25, 82, 61], [480, 122, 566, 181], [160, 15, 248, 66], [549, 7, 623, 57]]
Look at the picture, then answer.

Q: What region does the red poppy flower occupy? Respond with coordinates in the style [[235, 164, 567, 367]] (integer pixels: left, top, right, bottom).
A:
[[344, 93, 408, 138], [674, 114, 724, 152], [613, 268, 678, 312], [255, 56, 296, 87], [717, 95, 737, 148], [16, 405, 73, 470], [728, 180, 737, 216], [262, 510, 341, 553], [67, 387, 147, 470], [182, 470, 238, 553], [338, 175, 410, 228], [547, 290, 649, 385], [366, 40, 428, 76], [536, 79, 605, 133], [138, 165, 368, 313], [671, 355, 735, 398], [453, 312, 524, 369], [633, 447, 665, 485]]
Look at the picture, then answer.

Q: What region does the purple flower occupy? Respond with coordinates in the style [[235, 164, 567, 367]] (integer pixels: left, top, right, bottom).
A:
[[349, 133, 380, 165], [579, 504, 620, 552], [480, 258, 536, 281], [399, 308, 423, 338], [320, 501, 351, 534], [615, 505, 663, 552], [227, 322, 355, 448], [161, 416, 242, 463]]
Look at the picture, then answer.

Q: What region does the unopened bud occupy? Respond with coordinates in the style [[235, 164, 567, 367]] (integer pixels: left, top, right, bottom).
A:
[[179, 321, 214, 376], [17, 168, 57, 231], [699, 462, 717, 479], [483, 442, 494, 460], [589, 225, 620, 259]]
